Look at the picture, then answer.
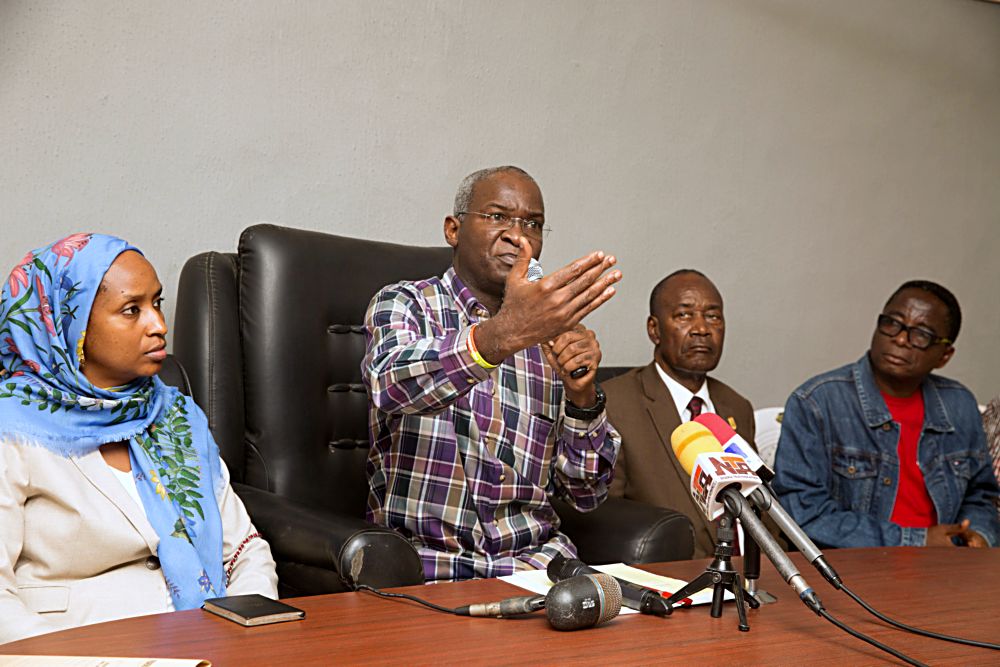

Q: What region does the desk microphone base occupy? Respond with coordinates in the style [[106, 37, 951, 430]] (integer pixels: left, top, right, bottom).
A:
[[663, 512, 760, 632]]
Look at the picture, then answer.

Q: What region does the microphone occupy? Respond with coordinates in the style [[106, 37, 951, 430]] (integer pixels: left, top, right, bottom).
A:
[[670, 422, 762, 521], [546, 573, 622, 631], [547, 554, 672, 617], [456, 573, 622, 631], [527, 258, 588, 380], [669, 424, 824, 615], [693, 413, 774, 482], [691, 414, 843, 589], [526, 257, 545, 282]]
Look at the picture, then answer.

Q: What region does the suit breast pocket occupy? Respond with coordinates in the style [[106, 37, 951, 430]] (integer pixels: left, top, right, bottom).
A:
[[18, 584, 70, 614]]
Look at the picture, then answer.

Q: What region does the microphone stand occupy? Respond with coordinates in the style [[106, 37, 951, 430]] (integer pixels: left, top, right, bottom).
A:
[[743, 524, 760, 599], [663, 510, 759, 632], [742, 506, 777, 606]]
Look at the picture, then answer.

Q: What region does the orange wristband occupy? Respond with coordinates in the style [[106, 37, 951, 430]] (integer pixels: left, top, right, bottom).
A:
[[467, 324, 499, 369]]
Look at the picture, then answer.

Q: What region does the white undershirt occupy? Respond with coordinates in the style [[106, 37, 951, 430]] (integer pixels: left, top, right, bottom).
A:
[[654, 362, 715, 421], [109, 465, 176, 613], [110, 465, 143, 507]]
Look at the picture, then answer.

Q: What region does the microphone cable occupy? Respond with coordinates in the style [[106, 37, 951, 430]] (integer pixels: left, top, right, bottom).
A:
[[816, 608, 928, 667], [357, 583, 546, 618], [356, 584, 463, 615], [359, 575, 622, 631], [838, 582, 1000, 651]]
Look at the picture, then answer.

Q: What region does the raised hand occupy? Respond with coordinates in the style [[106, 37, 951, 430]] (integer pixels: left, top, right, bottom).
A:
[[474, 238, 621, 365]]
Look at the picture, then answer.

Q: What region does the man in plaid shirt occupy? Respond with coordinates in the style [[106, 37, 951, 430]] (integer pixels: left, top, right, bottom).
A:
[[363, 166, 623, 581]]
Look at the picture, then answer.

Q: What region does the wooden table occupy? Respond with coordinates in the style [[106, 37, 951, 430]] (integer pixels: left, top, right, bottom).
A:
[[2, 548, 997, 666]]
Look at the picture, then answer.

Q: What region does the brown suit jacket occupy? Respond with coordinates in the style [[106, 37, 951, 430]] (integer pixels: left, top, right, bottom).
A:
[[605, 362, 756, 559]]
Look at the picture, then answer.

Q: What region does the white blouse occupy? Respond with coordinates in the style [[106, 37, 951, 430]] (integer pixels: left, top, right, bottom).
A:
[[109, 464, 175, 613]]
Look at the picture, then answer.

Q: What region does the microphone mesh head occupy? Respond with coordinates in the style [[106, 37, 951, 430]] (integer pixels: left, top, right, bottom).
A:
[[589, 573, 622, 624], [545, 573, 622, 630], [526, 258, 544, 283]]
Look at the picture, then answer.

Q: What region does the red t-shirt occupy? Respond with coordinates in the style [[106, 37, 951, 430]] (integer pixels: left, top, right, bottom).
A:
[[883, 391, 937, 528]]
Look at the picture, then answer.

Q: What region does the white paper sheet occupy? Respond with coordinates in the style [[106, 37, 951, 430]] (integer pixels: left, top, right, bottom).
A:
[[498, 562, 734, 615]]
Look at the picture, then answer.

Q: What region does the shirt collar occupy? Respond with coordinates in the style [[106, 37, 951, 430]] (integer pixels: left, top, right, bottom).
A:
[[654, 361, 714, 421], [854, 354, 953, 433], [442, 266, 492, 323]]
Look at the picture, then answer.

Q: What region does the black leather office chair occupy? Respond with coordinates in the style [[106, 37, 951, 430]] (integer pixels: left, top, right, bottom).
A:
[[172, 227, 428, 596], [173, 224, 693, 596], [158, 355, 193, 397]]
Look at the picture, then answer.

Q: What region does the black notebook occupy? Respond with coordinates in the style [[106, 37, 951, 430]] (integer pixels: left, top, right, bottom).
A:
[[202, 594, 305, 627]]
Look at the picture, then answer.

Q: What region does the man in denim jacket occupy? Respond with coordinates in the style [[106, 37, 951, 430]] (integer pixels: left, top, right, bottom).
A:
[[773, 281, 999, 548]]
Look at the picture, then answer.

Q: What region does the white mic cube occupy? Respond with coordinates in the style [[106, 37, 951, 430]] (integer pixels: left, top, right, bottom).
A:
[[688, 452, 762, 520]]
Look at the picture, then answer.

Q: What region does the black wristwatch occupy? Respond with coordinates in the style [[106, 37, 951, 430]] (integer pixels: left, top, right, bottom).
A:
[[564, 384, 606, 420]]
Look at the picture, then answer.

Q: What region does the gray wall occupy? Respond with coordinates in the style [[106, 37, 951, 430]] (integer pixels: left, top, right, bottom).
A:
[[2, 0, 998, 408]]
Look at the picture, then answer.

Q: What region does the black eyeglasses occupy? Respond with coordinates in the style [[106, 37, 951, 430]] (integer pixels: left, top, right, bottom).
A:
[[876, 314, 952, 350], [457, 211, 550, 239]]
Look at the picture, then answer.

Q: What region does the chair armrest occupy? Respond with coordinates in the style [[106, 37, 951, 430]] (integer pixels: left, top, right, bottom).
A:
[[235, 484, 425, 590], [553, 496, 695, 564]]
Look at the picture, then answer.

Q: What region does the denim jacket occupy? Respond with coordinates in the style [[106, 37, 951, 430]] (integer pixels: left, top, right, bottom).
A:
[[773, 355, 999, 548]]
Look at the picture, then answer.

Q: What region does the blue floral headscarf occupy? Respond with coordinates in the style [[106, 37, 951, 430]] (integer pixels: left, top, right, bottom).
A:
[[0, 233, 227, 609]]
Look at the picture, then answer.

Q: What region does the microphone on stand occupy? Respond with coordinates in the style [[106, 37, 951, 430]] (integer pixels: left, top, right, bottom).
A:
[[692, 413, 843, 589], [691, 413, 767, 598], [669, 422, 824, 614], [670, 421, 763, 522], [527, 258, 588, 380]]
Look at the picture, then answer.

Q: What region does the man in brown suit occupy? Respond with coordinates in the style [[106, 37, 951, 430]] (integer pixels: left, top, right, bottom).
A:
[[605, 269, 755, 558]]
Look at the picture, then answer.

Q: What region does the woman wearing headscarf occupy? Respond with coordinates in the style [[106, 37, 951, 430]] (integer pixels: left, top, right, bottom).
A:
[[0, 234, 277, 643]]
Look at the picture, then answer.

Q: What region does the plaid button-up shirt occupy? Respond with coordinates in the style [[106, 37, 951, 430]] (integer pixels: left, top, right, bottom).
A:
[[363, 267, 620, 581]]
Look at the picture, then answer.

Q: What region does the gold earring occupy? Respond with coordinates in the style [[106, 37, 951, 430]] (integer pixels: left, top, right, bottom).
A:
[[77, 330, 86, 367]]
